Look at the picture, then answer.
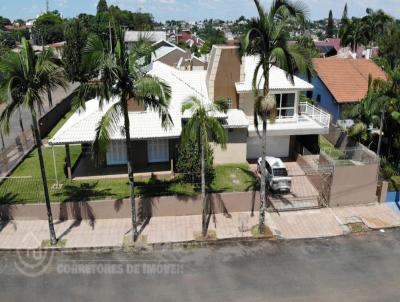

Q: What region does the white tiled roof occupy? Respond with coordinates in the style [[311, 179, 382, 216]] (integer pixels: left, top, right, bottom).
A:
[[235, 56, 314, 93], [225, 109, 249, 128], [50, 62, 248, 145], [124, 31, 167, 43]]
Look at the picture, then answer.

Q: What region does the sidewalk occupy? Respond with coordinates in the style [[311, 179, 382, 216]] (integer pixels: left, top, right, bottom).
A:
[[0, 203, 399, 250]]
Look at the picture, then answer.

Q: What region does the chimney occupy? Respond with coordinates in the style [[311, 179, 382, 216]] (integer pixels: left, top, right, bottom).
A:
[[205, 45, 241, 108]]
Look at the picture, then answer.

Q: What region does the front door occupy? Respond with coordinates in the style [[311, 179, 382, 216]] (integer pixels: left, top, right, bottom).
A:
[[147, 139, 169, 163]]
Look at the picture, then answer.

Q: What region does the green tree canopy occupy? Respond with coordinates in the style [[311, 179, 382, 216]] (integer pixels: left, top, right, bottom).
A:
[[97, 0, 108, 15], [63, 18, 89, 82], [34, 11, 65, 44], [326, 10, 334, 38]]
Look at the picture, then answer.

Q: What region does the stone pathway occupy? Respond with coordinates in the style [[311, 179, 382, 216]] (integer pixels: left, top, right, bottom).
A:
[[0, 203, 399, 249]]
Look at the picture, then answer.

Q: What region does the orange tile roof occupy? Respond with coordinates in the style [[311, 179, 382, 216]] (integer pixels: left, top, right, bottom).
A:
[[312, 58, 387, 103]]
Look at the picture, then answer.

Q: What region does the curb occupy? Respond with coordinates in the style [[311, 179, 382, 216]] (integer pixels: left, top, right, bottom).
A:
[[1, 226, 398, 253]]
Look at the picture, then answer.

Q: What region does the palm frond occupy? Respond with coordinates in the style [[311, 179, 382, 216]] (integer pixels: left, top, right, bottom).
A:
[[91, 102, 122, 165]]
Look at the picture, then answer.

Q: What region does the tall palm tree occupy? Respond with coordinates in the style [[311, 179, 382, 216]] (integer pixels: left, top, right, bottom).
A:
[[75, 26, 172, 241], [0, 38, 67, 245], [241, 0, 310, 233], [181, 96, 227, 237], [340, 18, 368, 52]]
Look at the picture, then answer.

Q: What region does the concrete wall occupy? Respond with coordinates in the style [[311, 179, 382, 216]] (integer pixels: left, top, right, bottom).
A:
[[1, 192, 260, 221], [38, 93, 73, 138], [212, 128, 247, 164], [206, 46, 240, 107], [311, 76, 340, 122], [329, 163, 379, 207], [238, 92, 254, 116]]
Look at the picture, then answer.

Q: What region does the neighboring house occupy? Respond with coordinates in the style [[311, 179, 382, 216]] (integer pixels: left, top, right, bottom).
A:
[[151, 40, 207, 70], [49, 46, 330, 175], [311, 58, 387, 122], [315, 38, 341, 57], [125, 31, 167, 50], [177, 30, 205, 47], [47, 41, 65, 59]]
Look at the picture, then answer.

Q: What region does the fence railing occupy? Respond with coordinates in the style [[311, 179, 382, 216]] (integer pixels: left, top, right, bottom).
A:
[[299, 102, 331, 127], [0, 130, 35, 179]]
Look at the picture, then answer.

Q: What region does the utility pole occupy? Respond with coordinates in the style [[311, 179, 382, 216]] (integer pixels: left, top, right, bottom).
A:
[[46, 0, 49, 12], [377, 103, 387, 157]]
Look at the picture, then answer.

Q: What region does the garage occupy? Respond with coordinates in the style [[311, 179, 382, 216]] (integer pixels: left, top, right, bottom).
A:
[[246, 135, 290, 159]]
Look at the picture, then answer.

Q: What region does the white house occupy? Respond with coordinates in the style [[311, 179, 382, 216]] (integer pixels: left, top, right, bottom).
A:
[[49, 45, 330, 175]]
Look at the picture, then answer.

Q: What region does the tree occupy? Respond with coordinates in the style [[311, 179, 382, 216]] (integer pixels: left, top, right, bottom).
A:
[[362, 8, 394, 46], [340, 17, 368, 52], [33, 11, 65, 44], [339, 3, 349, 37], [0, 16, 11, 29], [242, 0, 310, 233], [97, 0, 108, 15], [326, 10, 334, 38], [181, 96, 227, 237], [63, 18, 89, 82], [378, 24, 400, 69], [74, 27, 172, 241], [176, 136, 215, 184], [344, 67, 400, 161], [0, 38, 67, 245]]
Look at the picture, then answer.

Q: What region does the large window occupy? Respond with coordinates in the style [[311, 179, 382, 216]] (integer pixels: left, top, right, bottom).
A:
[[276, 93, 295, 119]]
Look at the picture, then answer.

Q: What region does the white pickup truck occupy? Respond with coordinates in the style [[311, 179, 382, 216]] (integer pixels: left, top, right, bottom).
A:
[[257, 157, 292, 193]]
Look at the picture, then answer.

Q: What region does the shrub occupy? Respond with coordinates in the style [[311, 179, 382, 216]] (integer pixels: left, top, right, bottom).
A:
[[176, 138, 215, 185]]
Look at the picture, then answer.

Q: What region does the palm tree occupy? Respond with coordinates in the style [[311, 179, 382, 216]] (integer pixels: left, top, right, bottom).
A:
[[75, 26, 172, 241], [340, 18, 368, 52], [0, 38, 67, 245], [241, 0, 310, 233], [181, 96, 227, 237]]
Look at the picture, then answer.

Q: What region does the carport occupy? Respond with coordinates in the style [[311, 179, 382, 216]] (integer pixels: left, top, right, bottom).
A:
[[250, 155, 334, 212]]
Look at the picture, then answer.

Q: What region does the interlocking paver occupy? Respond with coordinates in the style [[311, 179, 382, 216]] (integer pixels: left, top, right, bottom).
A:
[[270, 208, 344, 239], [333, 203, 400, 229]]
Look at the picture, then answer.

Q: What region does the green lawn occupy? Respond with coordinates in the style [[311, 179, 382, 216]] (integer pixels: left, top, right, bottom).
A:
[[319, 136, 345, 160], [0, 145, 257, 204], [46, 109, 75, 139], [211, 164, 258, 192]]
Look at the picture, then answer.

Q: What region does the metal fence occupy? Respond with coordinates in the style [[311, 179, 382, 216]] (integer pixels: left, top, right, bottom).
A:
[[0, 130, 35, 179]]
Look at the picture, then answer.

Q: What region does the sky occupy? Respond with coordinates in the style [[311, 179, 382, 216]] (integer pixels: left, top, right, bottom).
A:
[[1, 0, 400, 22]]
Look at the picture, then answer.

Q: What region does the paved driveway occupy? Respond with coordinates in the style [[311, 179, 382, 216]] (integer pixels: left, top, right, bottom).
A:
[[250, 161, 320, 210]]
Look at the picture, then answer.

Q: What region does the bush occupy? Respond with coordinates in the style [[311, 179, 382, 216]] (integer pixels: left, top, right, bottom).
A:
[[380, 157, 399, 180], [176, 138, 215, 185]]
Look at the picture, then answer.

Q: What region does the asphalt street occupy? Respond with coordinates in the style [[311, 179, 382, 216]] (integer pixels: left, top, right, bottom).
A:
[[0, 230, 400, 302]]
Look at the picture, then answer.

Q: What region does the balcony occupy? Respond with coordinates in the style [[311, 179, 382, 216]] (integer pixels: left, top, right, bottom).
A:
[[248, 102, 331, 136], [299, 102, 331, 128]]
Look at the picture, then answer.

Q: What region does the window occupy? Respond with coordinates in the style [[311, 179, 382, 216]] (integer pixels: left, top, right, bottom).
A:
[[316, 94, 321, 103], [276, 93, 296, 119], [226, 98, 233, 109]]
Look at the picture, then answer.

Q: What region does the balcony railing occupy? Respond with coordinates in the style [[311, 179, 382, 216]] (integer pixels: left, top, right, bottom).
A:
[[299, 102, 331, 127]]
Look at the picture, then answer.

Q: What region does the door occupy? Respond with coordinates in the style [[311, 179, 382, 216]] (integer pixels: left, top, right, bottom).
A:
[[147, 139, 169, 163], [246, 136, 290, 159]]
